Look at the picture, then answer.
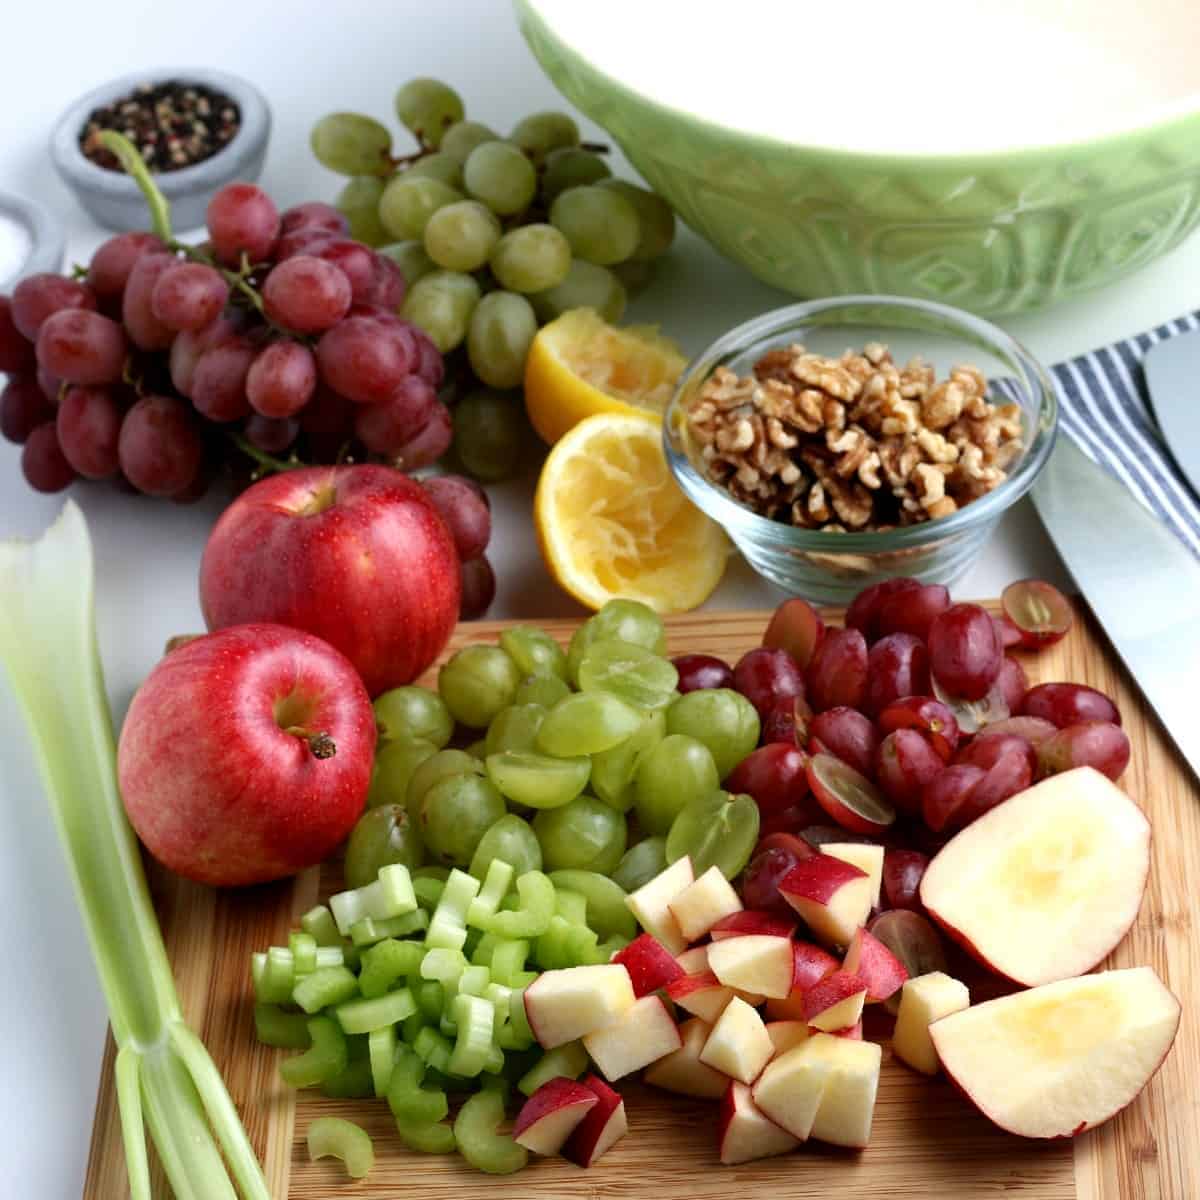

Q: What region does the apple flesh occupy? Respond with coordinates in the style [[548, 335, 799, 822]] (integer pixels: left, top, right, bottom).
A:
[[843, 927, 908, 1003], [822, 842, 884, 909], [805, 1034, 882, 1148], [764, 941, 839, 1021], [643, 1016, 728, 1099], [804, 970, 868, 1032], [582, 994, 682, 1081], [718, 1081, 800, 1165], [930, 967, 1179, 1138], [199, 464, 460, 696], [765, 1020, 810, 1058], [666, 969, 737, 1024], [612, 933, 685, 998], [563, 1074, 627, 1167], [513, 1077, 597, 1155], [524, 964, 635, 1049], [920, 768, 1151, 986], [779, 853, 873, 948], [710, 910, 797, 941], [893, 971, 969, 1075], [668, 864, 743, 942], [699, 996, 774, 1085], [707, 935, 794, 1000], [117, 623, 375, 886], [625, 856, 694, 955]]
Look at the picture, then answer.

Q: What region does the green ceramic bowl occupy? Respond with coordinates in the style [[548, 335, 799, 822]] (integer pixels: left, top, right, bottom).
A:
[[516, 0, 1200, 315]]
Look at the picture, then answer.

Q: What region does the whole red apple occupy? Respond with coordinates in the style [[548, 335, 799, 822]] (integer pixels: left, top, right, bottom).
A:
[[199, 464, 459, 696], [117, 623, 376, 886]]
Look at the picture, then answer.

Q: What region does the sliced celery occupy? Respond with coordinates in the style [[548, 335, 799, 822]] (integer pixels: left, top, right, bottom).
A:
[[329, 864, 417, 935], [416, 980, 445, 1020], [470, 931, 501, 967], [481, 1044, 505, 1074], [420, 947, 468, 995], [566, 924, 600, 965], [489, 939, 530, 987], [306, 1116, 374, 1180], [483, 871, 555, 938], [466, 858, 515, 929], [358, 939, 425, 999], [413, 1026, 453, 1073], [251, 952, 291, 1005], [394, 1114, 457, 1154], [264, 947, 296, 1003], [293, 965, 359, 1014], [517, 1041, 589, 1096], [511, 971, 538, 989], [321, 1058, 374, 1098], [594, 934, 631, 963], [349, 908, 429, 947], [534, 915, 574, 970], [387, 1048, 449, 1124], [412, 875, 446, 911], [458, 964, 491, 997], [369, 1026, 397, 1097], [454, 1089, 528, 1175], [486, 982, 513, 1038], [253, 1004, 311, 1050], [281, 1017, 348, 1088], [427, 869, 482, 950], [508, 987, 535, 1046], [402, 1012, 428, 1044], [496, 1021, 533, 1051], [447, 994, 495, 1077], [336, 988, 417, 1035], [288, 931, 317, 976], [300, 905, 342, 947]]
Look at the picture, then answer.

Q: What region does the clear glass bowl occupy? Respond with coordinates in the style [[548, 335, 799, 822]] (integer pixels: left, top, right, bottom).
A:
[[664, 295, 1058, 604]]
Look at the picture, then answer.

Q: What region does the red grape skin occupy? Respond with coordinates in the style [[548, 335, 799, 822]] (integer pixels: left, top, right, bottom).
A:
[[274, 229, 336, 261], [762, 598, 825, 670], [845, 577, 920, 642], [994, 613, 1024, 650], [422, 475, 492, 560], [37, 365, 63, 402], [0, 295, 35, 372], [169, 317, 239, 397], [742, 844, 808, 916], [410, 327, 445, 389], [928, 602, 1002, 700], [352, 375, 437, 454], [21, 422, 77, 492], [243, 413, 299, 454], [206, 183, 280, 266], [262, 256, 352, 334], [874, 583, 950, 642], [246, 340, 318, 418], [1019, 682, 1121, 728], [315, 240, 378, 303], [961, 742, 1033, 819], [317, 315, 416, 405], [150, 262, 229, 332], [805, 626, 869, 712], [56, 385, 122, 478], [877, 696, 960, 761], [35, 309, 127, 385], [1001, 578, 1073, 649], [191, 338, 255, 422], [1038, 721, 1130, 782], [364, 253, 406, 309], [170, 464, 213, 505], [761, 695, 813, 747], [298, 384, 353, 434], [673, 653, 734, 694], [733, 647, 807, 720], [122, 254, 178, 351], [394, 398, 453, 469], [87, 232, 164, 303], [118, 395, 203, 496], [995, 655, 1029, 715], [726, 743, 813, 822], [459, 555, 495, 619], [864, 632, 930, 717], [809, 706, 877, 778], [11, 274, 97, 341], [883, 849, 929, 912], [875, 729, 944, 816], [922, 764, 986, 833], [1, 374, 54, 443], [982, 715, 1057, 746], [279, 202, 349, 236]]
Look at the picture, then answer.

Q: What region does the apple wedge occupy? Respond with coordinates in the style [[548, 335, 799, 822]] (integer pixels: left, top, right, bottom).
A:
[[765, 1020, 810, 1058], [582, 994, 682, 1081], [626, 856, 694, 954], [613, 933, 685, 998], [764, 941, 840, 1021], [718, 1081, 800, 1165], [920, 767, 1150, 986], [711, 910, 797, 941], [524, 964, 635, 1049], [929, 967, 1180, 1138], [563, 1074, 628, 1166], [779, 854, 872, 948], [700, 996, 774, 1085], [708, 935, 794, 1000], [893, 971, 969, 1075], [644, 1016, 728, 1099], [669, 864, 743, 942], [806, 1034, 882, 1148], [804, 970, 868, 1032], [822, 842, 884, 909], [843, 927, 907, 1003], [666, 969, 736, 1024], [513, 1077, 597, 1155], [750, 1037, 831, 1140]]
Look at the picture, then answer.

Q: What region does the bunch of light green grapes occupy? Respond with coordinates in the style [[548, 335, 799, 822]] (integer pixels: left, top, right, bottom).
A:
[[310, 79, 676, 440]]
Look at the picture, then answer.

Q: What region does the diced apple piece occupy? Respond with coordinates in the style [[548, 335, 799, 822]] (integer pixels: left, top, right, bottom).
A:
[[583, 994, 682, 1081], [804, 970, 868, 1032], [563, 1074, 627, 1166], [750, 1039, 831, 1140], [524, 964, 636, 1049], [828, 1021, 863, 1040], [822, 842, 884, 908], [920, 768, 1151, 987], [711, 910, 797, 941], [668, 864, 743, 942], [513, 1077, 597, 1155], [929, 967, 1180, 1138], [675, 946, 708, 974], [644, 1017, 728, 1099], [779, 854, 872, 949], [843, 927, 907, 1003], [893, 971, 969, 1075], [708, 935, 794, 1000], [612, 933, 684, 998], [765, 1020, 810, 1058], [806, 1034, 882, 1148], [764, 941, 840, 1021], [700, 996, 774, 1085], [626, 856, 694, 954], [718, 1081, 800, 1165], [666, 970, 736, 1024]]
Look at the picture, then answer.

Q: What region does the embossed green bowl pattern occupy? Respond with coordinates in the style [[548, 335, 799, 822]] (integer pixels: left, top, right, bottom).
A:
[[516, 0, 1200, 315]]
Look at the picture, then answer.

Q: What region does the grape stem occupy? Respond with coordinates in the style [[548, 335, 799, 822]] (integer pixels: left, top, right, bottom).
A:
[[230, 433, 305, 477], [97, 131, 173, 242]]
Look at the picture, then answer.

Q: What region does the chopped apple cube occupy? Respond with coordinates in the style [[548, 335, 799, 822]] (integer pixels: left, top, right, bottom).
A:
[[612, 933, 685, 998], [804, 970, 868, 1032], [644, 1016, 728, 1099], [626, 856, 695, 954], [765, 1020, 810, 1058], [710, 910, 797, 941], [805, 1034, 882, 1148], [524, 964, 636, 1049], [750, 1038, 831, 1140], [843, 926, 907, 1003], [892, 971, 969, 1075], [708, 935, 794, 1000], [700, 996, 774, 1085], [764, 941, 839, 1022], [513, 1077, 597, 1155], [675, 946, 708, 974], [669, 865, 743, 942], [778, 854, 872, 948], [666, 969, 736, 1024], [822, 843, 884, 908], [718, 1081, 800, 1165], [582, 994, 682, 1081], [563, 1074, 627, 1166]]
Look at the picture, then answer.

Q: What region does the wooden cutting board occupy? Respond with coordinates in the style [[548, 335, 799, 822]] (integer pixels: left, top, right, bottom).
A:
[[84, 604, 1199, 1200]]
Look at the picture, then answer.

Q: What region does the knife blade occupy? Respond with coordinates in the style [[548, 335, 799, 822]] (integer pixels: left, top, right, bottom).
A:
[[1143, 327, 1200, 499], [1032, 434, 1200, 779]]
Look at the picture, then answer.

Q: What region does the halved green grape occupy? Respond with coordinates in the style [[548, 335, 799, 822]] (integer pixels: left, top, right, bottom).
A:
[[345, 804, 425, 888], [549, 185, 640, 265], [335, 176, 388, 246], [486, 751, 590, 809], [311, 112, 393, 175], [537, 691, 642, 757], [529, 259, 626, 324], [510, 111, 580, 162], [418, 773, 506, 867], [500, 626, 568, 680], [463, 141, 537, 216], [404, 152, 465, 189], [666, 790, 760, 879], [367, 737, 437, 809], [533, 796, 627, 874], [597, 179, 676, 261], [489, 224, 572, 294], [468, 814, 543, 880], [484, 704, 546, 756], [378, 240, 437, 286], [423, 200, 501, 273], [395, 78, 465, 149], [407, 749, 484, 821], [611, 258, 654, 299], [541, 147, 612, 203], [378, 175, 463, 241], [634, 733, 720, 835], [438, 645, 521, 728], [440, 120, 499, 164], [666, 688, 760, 779], [401, 269, 482, 353], [374, 686, 454, 747], [611, 836, 668, 892], [547, 870, 636, 940], [454, 1088, 528, 1174], [452, 389, 527, 482], [467, 291, 538, 390], [590, 707, 665, 812], [567, 599, 667, 684], [514, 673, 571, 709], [578, 639, 679, 710]]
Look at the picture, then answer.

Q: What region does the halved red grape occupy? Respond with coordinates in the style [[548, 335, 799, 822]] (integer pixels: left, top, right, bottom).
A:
[[867, 910, 948, 1012], [932, 673, 1010, 734], [875, 729, 944, 816], [995, 655, 1028, 714], [761, 695, 813, 747], [877, 697, 959, 761], [882, 849, 929, 912], [672, 653, 734, 694], [875, 583, 950, 641], [797, 824, 879, 848], [964, 746, 1033, 820], [928, 603, 1002, 700], [982, 715, 1057, 746], [733, 647, 807, 719], [845, 577, 920, 642], [807, 752, 895, 834], [921, 764, 986, 833], [805, 626, 868, 712], [808, 706, 877, 778], [727, 743, 812, 821], [762, 598, 825, 669], [993, 613, 1024, 650], [864, 632, 930, 717], [1001, 579, 1073, 650], [1019, 682, 1121, 728], [1037, 721, 1130, 782], [755, 831, 820, 860]]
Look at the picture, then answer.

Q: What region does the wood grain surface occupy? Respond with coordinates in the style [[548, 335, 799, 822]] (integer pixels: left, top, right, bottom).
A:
[[84, 604, 1199, 1199]]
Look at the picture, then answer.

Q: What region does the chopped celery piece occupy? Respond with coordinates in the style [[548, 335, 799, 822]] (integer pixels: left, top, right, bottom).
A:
[[412, 875, 447, 910], [420, 947, 467, 993], [511, 970, 538, 988], [321, 1057, 374, 1098], [483, 871, 555, 938], [448, 993, 495, 1077], [307, 1116, 374, 1180], [416, 980, 445, 1020], [427, 869, 481, 950], [462, 926, 483, 959], [592, 934, 631, 963], [481, 1044, 505, 1074], [454, 1089, 528, 1175], [264, 946, 296, 1003], [387, 1046, 449, 1123], [393, 1114, 456, 1154], [440, 1013, 459, 1038], [486, 983, 513, 1036], [413, 1026, 453, 1073], [349, 908, 429, 947], [413, 864, 452, 882], [329, 863, 417, 935], [489, 939, 530, 986], [293, 965, 358, 1014], [402, 1012, 428, 1044], [470, 931, 501, 967], [300, 904, 342, 947], [496, 1022, 533, 1051], [566, 923, 600, 964], [358, 938, 425, 999], [534, 915, 574, 970], [369, 1026, 397, 1097], [251, 952, 292, 1005], [466, 858, 515, 929], [336, 988, 417, 1035], [288, 931, 317, 975], [281, 1017, 348, 1088], [458, 964, 491, 997], [509, 987, 535, 1045], [517, 1041, 589, 1096], [547, 869, 637, 940], [254, 1004, 312, 1050], [554, 888, 588, 925]]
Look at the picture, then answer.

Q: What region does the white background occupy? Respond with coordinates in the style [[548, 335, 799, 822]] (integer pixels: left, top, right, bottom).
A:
[[2, 2, 1199, 1195]]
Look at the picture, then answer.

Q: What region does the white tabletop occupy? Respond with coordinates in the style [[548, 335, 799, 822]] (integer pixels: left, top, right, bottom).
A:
[[3, 2, 1199, 1195]]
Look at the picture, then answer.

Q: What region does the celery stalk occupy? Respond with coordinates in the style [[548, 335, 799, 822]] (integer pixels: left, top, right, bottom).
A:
[[0, 504, 269, 1200]]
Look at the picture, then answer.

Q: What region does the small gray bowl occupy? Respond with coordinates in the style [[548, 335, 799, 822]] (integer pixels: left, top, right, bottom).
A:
[[0, 191, 65, 291], [50, 68, 271, 233]]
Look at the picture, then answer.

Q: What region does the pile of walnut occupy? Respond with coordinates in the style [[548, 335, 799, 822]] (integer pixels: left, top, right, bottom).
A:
[[688, 342, 1024, 531]]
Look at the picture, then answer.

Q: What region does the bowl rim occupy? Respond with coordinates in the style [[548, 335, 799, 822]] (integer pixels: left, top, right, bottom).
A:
[[517, 0, 1200, 163], [663, 294, 1059, 552], [49, 67, 271, 199], [0, 191, 65, 291]]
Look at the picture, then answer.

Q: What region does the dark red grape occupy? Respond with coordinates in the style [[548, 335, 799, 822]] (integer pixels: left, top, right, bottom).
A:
[[0, 295, 35, 372], [1, 374, 53, 443], [274, 229, 336, 261], [1020, 682, 1120, 728], [168, 317, 239, 397], [805, 626, 868, 712], [762, 598, 825, 669], [743, 844, 810, 916], [35, 309, 127, 385], [882, 848, 929, 911], [245, 340, 317, 418], [993, 613, 1024, 650], [317, 315, 416, 405], [1001, 579, 1073, 650], [262, 256, 352, 334], [761, 695, 813, 747], [298, 384, 353, 434], [864, 632, 930, 716], [56, 385, 121, 478], [874, 583, 950, 641], [122, 253, 177, 351], [726, 743, 813, 822], [733, 647, 807, 719], [982, 715, 1057, 746], [995, 655, 1029, 714], [1038, 721, 1130, 782], [921, 764, 986, 833], [206, 183, 279, 266], [875, 729, 944, 816], [759, 802, 817, 838], [877, 696, 959, 761], [845, 577, 920, 642], [422, 474, 491, 560], [410, 326, 445, 389], [363, 253, 406, 309], [672, 653, 734, 694], [118, 395, 202, 496], [459, 555, 494, 619], [11, 274, 97, 341], [279, 202, 348, 237], [394, 398, 453, 469], [867, 910, 948, 990], [149, 261, 229, 333], [87, 232, 164, 302], [961, 741, 1033, 819], [169, 463, 213, 505], [315, 239, 379, 302], [21, 422, 76, 492], [37, 366, 63, 403], [352, 375, 437, 454], [928, 602, 1002, 700], [957, 730, 1036, 772], [243, 412, 299, 454], [809, 706, 877, 778], [191, 338, 255, 422]]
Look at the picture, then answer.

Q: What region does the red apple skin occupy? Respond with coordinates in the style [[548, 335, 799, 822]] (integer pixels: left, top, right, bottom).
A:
[[843, 927, 908, 1002], [563, 1075, 626, 1167], [117, 623, 375, 886], [779, 852, 868, 906], [199, 465, 459, 697], [613, 934, 685, 997], [711, 911, 798, 941], [513, 1077, 597, 1147], [765, 942, 840, 1021], [803, 970, 868, 1023], [666, 970, 724, 1002]]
